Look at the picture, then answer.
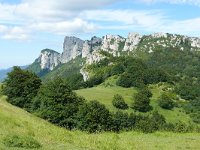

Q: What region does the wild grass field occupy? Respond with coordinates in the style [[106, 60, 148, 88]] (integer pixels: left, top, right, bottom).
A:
[[0, 95, 200, 150], [75, 77, 193, 124]]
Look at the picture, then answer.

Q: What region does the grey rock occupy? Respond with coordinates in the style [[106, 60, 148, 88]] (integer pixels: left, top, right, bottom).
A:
[[62, 36, 84, 63], [39, 49, 61, 70]]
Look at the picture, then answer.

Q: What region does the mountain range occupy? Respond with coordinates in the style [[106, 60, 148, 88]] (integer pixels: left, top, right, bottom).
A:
[[27, 32, 200, 81], [1, 32, 200, 82]]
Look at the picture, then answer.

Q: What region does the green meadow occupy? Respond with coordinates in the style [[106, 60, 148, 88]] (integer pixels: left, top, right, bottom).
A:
[[0, 95, 200, 150]]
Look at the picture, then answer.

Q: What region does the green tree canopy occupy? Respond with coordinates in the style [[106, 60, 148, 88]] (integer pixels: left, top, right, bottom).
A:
[[112, 94, 128, 109], [3, 66, 41, 110], [33, 77, 85, 129]]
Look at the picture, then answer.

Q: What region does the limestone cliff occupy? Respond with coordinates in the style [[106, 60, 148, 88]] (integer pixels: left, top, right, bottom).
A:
[[38, 49, 61, 71], [29, 32, 200, 81]]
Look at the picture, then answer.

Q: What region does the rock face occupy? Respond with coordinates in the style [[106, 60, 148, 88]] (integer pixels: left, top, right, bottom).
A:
[[123, 33, 142, 51], [31, 32, 200, 80], [101, 35, 125, 56], [190, 37, 200, 48], [82, 36, 102, 58], [39, 49, 61, 70], [80, 68, 89, 81], [62, 36, 84, 63]]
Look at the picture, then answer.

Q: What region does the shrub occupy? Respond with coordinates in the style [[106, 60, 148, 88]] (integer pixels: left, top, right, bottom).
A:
[[111, 111, 129, 132], [140, 86, 153, 98], [112, 94, 128, 109], [76, 100, 111, 133], [158, 93, 175, 110], [33, 78, 85, 130], [151, 111, 166, 130], [134, 115, 156, 133], [3, 135, 41, 149], [173, 121, 190, 133], [132, 90, 152, 112], [3, 66, 41, 111]]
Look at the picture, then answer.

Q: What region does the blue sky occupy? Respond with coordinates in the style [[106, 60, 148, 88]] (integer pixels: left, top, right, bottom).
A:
[[0, 0, 200, 69]]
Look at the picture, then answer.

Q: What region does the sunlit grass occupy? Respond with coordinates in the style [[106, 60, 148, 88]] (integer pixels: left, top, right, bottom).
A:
[[0, 96, 200, 150]]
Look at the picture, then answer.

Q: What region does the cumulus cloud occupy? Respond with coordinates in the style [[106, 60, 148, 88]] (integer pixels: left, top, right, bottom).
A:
[[0, 0, 119, 40], [31, 19, 96, 35], [0, 0, 200, 40]]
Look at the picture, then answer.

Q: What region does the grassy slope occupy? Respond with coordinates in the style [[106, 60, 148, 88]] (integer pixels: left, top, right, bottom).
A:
[[75, 77, 193, 124], [0, 96, 200, 150]]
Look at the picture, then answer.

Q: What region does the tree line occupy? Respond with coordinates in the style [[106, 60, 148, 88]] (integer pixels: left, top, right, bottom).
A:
[[2, 67, 198, 133]]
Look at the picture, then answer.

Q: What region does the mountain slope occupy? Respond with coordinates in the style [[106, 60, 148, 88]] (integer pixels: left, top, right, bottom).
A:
[[0, 68, 12, 82], [0, 66, 27, 82], [0, 95, 200, 150]]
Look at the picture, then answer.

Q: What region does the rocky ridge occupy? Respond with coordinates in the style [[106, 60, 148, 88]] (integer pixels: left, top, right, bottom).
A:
[[32, 32, 200, 81]]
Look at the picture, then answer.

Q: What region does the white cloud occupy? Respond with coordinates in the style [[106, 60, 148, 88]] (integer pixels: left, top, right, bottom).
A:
[[81, 9, 200, 37], [1, 26, 29, 40], [0, 0, 118, 40], [82, 9, 165, 28], [161, 18, 200, 36], [0, 25, 8, 32], [138, 0, 200, 6], [31, 19, 96, 35], [0, 0, 200, 40]]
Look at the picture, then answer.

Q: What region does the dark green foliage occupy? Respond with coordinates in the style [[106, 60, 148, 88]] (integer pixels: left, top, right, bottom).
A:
[[116, 57, 168, 88], [111, 63, 125, 75], [140, 86, 153, 98], [37, 68, 50, 77], [158, 93, 175, 110], [76, 100, 111, 132], [85, 75, 104, 88], [151, 111, 166, 130], [33, 78, 85, 129], [3, 135, 41, 149], [132, 88, 152, 112], [175, 77, 200, 101], [3, 67, 41, 110], [111, 111, 129, 132], [65, 73, 85, 90], [143, 68, 169, 84], [112, 94, 128, 109], [135, 116, 156, 133], [184, 98, 200, 123]]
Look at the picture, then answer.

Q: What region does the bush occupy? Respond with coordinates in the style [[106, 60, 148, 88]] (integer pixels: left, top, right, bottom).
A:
[[112, 94, 128, 109], [132, 90, 152, 112], [3, 67, 41, 111], [158, 93, 175, 110], [173, 121, 190, 133], [3, 135, 41, 149], [134, 115, 156, 133], [33, 78, 85, 130], [111, 111, 129, 132], [140, 86, 153, 98], [151, 111, 166, 130], [76, 100, 111, 133]]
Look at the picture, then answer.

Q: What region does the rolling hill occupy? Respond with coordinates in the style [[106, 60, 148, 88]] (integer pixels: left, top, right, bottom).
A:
[[75, 76, 193, 124], [0, 95, 200, 150]]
